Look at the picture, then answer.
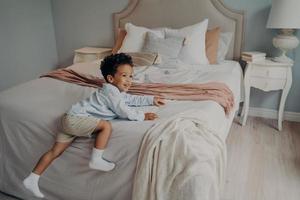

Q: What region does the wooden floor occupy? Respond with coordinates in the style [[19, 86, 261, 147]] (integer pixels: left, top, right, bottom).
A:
[[1, 117, 300, 200], [224, 117, 300, 200]]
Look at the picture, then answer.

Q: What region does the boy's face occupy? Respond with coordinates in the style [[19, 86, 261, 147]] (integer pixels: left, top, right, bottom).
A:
[[107, 64, 133, 92]]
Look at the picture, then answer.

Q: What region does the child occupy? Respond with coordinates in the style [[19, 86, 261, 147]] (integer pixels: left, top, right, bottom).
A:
[[23, 53, 165, 198]]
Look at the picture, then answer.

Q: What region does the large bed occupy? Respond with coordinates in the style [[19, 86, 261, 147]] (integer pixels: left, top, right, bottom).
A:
[[0, 0, 244, 199]]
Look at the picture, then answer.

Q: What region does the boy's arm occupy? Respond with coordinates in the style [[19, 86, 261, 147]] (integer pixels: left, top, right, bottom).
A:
[[123, 93, 154, 107], [107, 93, 145, 121]]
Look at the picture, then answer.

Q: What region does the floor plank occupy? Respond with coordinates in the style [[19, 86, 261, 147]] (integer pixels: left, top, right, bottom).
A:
[[224, 117, 300, 200]]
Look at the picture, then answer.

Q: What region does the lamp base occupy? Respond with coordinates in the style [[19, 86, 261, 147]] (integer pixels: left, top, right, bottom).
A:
[[272, 29, 299, 64]]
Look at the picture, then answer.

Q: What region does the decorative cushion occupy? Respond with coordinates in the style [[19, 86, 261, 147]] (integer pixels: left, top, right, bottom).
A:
[[165, 19, 209, 64], [205, 27, 220, 64], [118, 23, 165, 53], [142, 32, 184, 59], [112, 22, 230, 64], [112, 28, 126, 54], [126, 52, 162, 66]]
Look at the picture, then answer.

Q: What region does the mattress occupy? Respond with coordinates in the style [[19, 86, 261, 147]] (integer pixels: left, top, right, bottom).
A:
[[0, 60, 241, 200]]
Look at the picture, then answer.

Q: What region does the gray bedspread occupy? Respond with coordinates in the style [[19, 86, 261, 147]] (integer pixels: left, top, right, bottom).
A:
[[0, 61, 241, 200], [0, 78, 151, 200]]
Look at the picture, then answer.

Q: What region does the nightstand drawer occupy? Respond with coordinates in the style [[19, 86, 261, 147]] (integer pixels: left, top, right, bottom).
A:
[[251, 66, 287, 79], [250, 77, 286, 91], [74, 54, 98, 63]]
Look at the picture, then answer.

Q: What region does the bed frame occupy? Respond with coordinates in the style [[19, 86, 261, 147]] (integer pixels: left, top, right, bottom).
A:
[[113, 0, 244, 61]]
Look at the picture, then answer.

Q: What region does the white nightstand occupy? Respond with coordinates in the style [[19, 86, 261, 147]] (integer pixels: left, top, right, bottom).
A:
[[241, 58, 292, 131], [73, 47, 112, 64]]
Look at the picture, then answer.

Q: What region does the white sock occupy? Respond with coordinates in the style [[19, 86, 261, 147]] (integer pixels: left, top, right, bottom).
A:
[[23, 172, 44, 198], [89, 148, 115, 171]]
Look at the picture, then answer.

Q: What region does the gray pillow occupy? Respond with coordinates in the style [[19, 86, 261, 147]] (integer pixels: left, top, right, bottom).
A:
[[142, 32, 184, 59]]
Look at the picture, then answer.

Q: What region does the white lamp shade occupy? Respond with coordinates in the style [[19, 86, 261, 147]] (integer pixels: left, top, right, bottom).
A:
[[267, 0, 300, 29]]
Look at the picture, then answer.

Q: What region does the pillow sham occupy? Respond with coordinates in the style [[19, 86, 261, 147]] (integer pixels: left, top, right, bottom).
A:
[[118, 23, 165, 53], [112, 28, 127, 54], [142, 32, 184, 59], [205, 27, 220, 64], [217, 32, 233, 62], [126, 52, 162, 66], [165, 19, 209, 65]]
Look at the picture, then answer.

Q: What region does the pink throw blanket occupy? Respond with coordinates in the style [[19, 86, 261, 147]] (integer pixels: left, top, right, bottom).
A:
[[41, 69, 234, 114]]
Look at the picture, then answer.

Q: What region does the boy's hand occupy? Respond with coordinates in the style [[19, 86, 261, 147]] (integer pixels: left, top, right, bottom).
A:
[[153, 97, 165, 106], [144, 112, 158, 120]]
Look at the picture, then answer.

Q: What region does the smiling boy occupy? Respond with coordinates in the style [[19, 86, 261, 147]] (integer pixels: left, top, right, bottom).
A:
[[23, 53, 165, 198]]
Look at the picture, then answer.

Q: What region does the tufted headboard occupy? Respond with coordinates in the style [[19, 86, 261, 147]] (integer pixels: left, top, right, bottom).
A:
[[113, 0, 244, 61]]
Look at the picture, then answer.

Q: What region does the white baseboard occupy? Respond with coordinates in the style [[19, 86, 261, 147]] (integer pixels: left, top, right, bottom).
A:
[[247, 107, 300, 122]]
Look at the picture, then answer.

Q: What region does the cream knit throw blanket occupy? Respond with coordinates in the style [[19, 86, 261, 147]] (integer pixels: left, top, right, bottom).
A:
[[132, 109, 226, 200]]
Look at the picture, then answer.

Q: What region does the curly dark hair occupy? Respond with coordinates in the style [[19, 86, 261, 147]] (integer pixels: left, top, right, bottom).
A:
[[100, 53, 133, 82]]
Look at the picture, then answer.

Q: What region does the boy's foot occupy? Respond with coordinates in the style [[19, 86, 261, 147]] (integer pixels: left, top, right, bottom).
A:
[[23, 173, 44, 198], [89, 158, 115, 171]]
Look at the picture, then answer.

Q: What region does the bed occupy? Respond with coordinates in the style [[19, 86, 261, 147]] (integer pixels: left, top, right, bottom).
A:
[[0, 0, 244, 199]]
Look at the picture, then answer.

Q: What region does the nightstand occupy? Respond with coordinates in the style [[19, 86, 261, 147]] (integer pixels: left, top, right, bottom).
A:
[[241, 58, 292, 131], [73, 47, 112, 64]]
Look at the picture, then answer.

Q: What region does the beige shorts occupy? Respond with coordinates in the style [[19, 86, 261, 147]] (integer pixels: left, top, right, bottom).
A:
[[56, 114, 101, 143]]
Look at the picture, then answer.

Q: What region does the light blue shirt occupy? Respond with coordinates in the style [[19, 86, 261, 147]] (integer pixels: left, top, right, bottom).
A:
[[68, 83, 154, 121]]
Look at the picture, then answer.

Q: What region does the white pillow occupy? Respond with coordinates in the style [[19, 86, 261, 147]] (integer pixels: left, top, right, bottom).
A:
[[118, 23, 165, 53], [217, 32, 233, 62], [165, 19, 209, 65]]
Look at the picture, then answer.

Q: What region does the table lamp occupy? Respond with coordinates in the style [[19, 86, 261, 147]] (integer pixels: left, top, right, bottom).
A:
[[266, 0, 300, 64]]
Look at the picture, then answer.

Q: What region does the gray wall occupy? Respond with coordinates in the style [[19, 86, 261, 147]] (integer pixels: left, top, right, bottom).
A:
[[0, 0, 57, 91], [51, 0, 128, 67]]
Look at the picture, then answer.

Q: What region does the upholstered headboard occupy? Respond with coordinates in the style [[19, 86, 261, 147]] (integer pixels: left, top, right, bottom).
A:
[[113, 0, 244, 61]]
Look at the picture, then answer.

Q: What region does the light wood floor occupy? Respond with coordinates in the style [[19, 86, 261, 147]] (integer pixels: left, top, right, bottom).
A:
[[224, 117, 300, 200]]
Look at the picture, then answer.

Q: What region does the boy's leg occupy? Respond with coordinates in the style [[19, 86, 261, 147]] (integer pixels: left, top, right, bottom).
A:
[[94, 120, 112, 149], [33, 142, 72, 175], [89, 120, 115, 171], [23, 141, 72, 198]]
